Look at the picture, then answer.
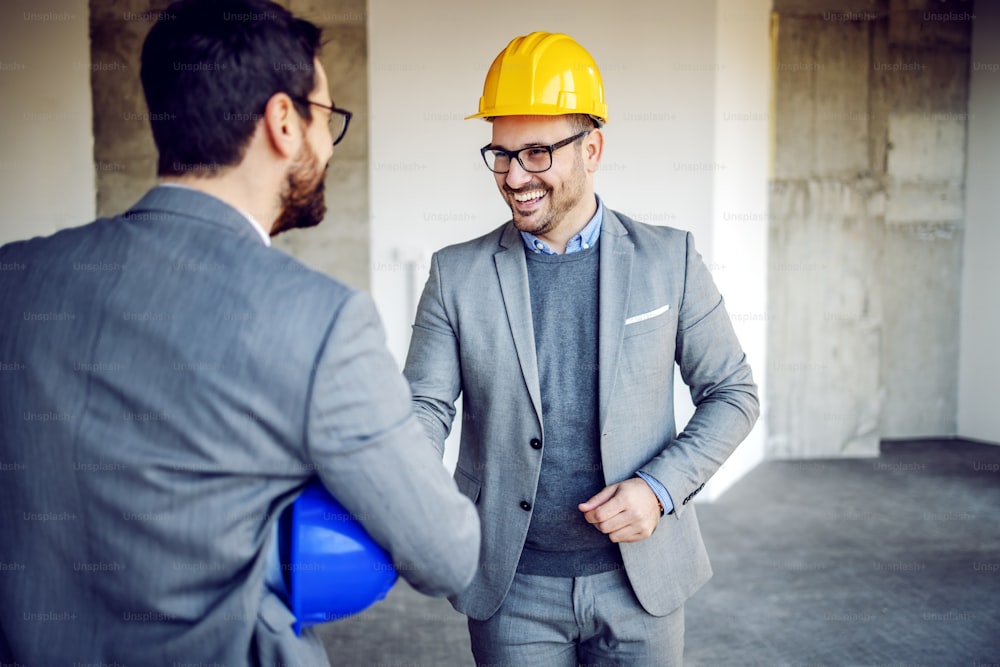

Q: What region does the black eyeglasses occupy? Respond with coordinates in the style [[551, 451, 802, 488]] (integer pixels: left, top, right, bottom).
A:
[[480, 130, 590, 174], [293, 97, 353, 146]]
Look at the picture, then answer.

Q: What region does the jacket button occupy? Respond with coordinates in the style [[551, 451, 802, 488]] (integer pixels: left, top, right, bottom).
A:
[[520, 501, 532, 511], [530, 438, 542, 450]]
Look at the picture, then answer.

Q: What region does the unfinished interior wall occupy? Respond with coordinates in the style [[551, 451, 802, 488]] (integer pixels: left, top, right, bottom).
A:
[[0, 0, 96, 245], [88, 0, 370, 289], [958, 1, 1000, 443], [768, 0, 972, 458]]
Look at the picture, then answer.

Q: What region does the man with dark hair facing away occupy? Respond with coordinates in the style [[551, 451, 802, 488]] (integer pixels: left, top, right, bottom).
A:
[[0, 1, 479, 664]]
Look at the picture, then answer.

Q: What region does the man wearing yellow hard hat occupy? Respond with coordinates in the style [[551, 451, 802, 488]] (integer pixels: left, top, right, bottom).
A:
[[404, 32, 759, 665]]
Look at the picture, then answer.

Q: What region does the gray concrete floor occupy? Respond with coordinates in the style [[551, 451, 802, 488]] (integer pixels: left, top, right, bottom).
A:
[[316, 439, 1000, 666]]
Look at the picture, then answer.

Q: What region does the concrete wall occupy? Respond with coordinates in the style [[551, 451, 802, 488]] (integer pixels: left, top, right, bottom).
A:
[[958, 2, 1000, 443], [878, 0, 970, 440], [368, 0, 771, 493], [0, 0, 96, 245], [279, 0, 370, 289], [88, 0, 164, 218], [768, 0, 974, 458], [86, 0, 370, 289]]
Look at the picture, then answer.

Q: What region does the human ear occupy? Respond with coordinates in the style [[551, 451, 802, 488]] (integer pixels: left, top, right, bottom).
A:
[[584, 128, 604, 172], [262, 93, 303, 159]]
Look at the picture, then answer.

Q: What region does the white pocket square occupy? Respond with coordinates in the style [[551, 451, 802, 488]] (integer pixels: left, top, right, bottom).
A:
[[625, 304, 670, 326]]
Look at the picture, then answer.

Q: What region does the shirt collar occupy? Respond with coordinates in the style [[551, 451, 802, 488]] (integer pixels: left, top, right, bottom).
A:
[[520, 195, 603, 256], [158, 182, 271, 246]]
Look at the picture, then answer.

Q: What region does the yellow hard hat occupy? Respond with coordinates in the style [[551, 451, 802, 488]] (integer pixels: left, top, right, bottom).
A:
[[466, 31, 608, 123]]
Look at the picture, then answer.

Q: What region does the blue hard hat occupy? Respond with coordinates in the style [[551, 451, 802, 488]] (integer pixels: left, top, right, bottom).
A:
[[279, 478, 398, 634]]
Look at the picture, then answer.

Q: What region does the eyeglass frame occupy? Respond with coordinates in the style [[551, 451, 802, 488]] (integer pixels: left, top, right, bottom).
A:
[[480, 130, 591, 174], [291, 97, 353, 146]]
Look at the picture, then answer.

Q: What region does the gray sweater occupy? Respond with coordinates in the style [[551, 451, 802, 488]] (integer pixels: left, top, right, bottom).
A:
[[518, 241, 624, 577]]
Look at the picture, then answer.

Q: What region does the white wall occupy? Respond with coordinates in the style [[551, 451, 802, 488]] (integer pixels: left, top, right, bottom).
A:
[[369, 0, 770, 485], [702, 0, 771, 499], [0, 0, 96, 245], [958, 3, 1000, 444]]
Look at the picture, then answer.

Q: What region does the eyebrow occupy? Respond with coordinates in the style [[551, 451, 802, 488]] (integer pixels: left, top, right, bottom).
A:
[[487, 140, 549, 151]]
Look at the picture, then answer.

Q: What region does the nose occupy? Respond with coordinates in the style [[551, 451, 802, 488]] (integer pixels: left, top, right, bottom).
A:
[[504, 159, 533, 189]]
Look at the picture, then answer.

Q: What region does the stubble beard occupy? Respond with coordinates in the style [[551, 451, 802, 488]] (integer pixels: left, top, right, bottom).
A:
[[270, 142, 328, 237], [504, 152, 586, 238]]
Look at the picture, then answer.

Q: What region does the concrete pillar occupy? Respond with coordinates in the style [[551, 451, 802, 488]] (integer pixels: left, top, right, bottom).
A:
[[277, 0, 369, 290], [0, 0, 96, 245], [878, 0, 970, 438], [89, 0, 164, 218], [767, 0, 972, 458]]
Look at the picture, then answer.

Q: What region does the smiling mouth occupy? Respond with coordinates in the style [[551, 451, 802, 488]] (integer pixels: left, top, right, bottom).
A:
[[511, 189, 548, 214], [513, 189, 546, 203]]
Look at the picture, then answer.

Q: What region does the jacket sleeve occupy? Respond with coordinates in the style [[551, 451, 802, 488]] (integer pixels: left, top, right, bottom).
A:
[[305, 290, 479, 597], [639, 231, 760, 518], [402, 252, 462, 457]]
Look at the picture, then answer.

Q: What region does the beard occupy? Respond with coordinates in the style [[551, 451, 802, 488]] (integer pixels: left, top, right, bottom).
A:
[[270, 141, 328, 237], [503, 151, 586, 238]]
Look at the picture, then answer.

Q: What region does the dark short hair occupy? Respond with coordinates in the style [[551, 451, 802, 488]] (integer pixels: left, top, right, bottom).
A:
[[567, 113, 603, 132], [140, 0, 322, 177], [485, 113, 602, 131]]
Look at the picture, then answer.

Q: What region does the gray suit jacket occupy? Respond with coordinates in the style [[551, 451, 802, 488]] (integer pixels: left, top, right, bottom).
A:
[[404, 207, 758, 620], [0, 187, 479, 665]]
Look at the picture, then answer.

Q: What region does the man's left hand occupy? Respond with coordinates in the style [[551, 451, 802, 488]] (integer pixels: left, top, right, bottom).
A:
[[578, 478, 661, 543]]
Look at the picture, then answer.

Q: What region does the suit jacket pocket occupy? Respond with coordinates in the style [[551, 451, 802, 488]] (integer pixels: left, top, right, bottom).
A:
[[454, 467, 481, 504], [621, 304, 675, 378], [623, 304, 672, 338]]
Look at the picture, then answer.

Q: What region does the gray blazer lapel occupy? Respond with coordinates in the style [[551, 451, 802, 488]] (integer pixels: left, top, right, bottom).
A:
[[494, 223, 544, 424], [598, 210, 634, 430]]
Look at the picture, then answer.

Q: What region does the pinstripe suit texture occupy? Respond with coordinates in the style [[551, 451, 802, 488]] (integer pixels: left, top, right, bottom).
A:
[[0, 186, 479, 665]]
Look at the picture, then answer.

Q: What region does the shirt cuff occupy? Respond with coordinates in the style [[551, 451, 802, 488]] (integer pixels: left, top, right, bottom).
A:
[[636, 471, 675, 516]]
